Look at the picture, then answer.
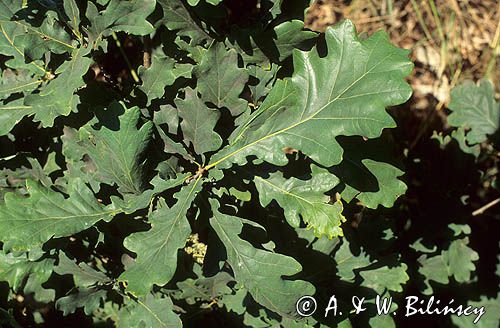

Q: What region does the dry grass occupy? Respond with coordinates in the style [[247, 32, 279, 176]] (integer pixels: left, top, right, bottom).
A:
[[305, 0, 499, 111]]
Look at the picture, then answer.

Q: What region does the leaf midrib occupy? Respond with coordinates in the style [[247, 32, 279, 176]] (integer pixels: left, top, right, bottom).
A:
[[211, 214, 287, 314], [0, 20, 75, 49], [0, 23, 47, 73], [0, 79, 42, 94], [207, 49, 396, 169], [123, 176, 200, 292]]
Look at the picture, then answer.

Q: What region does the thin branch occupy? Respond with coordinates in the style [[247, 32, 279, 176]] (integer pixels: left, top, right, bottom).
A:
[[472, 197, 500, 216], [112, 31, 140, 83]]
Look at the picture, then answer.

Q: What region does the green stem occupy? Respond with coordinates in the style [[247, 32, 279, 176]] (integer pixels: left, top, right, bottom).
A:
[[409, 0, 434, 43], [111, 31, 140, 83], [428, 0, 445, 43]]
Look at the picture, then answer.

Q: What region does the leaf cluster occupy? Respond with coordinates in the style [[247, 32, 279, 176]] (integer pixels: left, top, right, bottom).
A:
[[1, 1, 496, 327]]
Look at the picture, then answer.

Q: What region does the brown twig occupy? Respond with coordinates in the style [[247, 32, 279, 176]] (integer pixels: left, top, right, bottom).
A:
[[185, 166, 207, 184], [472, 197, 500, 216], [143, 35, 152, 69]]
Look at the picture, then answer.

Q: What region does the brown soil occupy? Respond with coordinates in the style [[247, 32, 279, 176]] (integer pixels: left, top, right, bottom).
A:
[[305, 0, 499, 110]]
